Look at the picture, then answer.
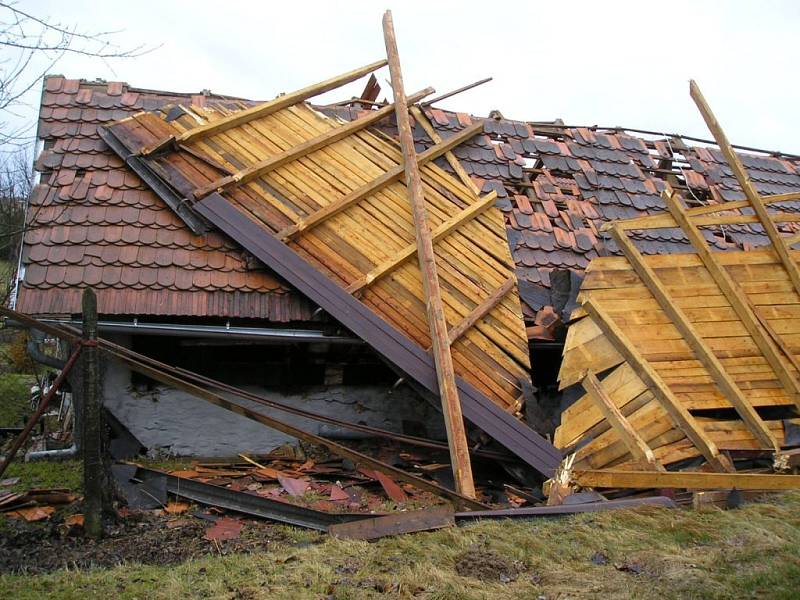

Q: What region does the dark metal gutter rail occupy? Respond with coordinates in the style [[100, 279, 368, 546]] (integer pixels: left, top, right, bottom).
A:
[[136, 467, 373, 531], [195, 194, 563, 477], [24, 319, 362, 345], [454, 496, 676, 521]]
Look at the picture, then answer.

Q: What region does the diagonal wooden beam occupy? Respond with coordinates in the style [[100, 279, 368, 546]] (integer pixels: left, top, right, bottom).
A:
[[346, 191, 497, 294], [383, 9, 475, 499], [409, 105, 480, 195], [664, 189, 800, 410], [276, 120, 484, 241], [609, 225, 779, 452], [690, 80, 800, 299], [574, 469, 800, 490], [584, 298, 735, 472], [191, 87, 434, 200], [447, 276, 515, 346], [140, 59, 389, 156], [582, 372, 664, 471], [603, 191, 800, 232]]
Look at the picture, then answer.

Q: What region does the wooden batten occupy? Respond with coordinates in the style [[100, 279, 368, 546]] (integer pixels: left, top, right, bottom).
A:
[[574, 469, 800, 491], [609, 226, 779, 452], [583, 299, 734, 472], [140, 59, 389, 155], [447, 277, 515, 346], [192, 87, 434, 199], [277, 120, 484, 241], [383, 9, 475, 498], [690, 80, 800, 300]]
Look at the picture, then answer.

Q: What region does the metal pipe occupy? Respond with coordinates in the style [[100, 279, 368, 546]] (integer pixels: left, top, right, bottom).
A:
[[27, 444, 77, 461], [9, 318, 363, 345], [26, 329, 67, 369]]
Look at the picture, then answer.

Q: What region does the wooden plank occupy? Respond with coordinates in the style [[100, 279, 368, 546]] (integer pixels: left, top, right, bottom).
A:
[[409, 105, 480, 195], [140, 59, 388, 155], [609, 226, 780, 452], [665, 189, 800, 410], [276, 120, 484, 241], [346, 191, 498, 294], [574, 469, 800, 491], [582, 372, 664, 471], [690, 79, 800, 299], [195, 194, 561, 475], [583, 299, 734, 472], [328, 506, 455, 540], [605, 191, 800, 232], [448, 277, 515, 346], [383, 10, 475, 498], [191, 88, 434, 199]]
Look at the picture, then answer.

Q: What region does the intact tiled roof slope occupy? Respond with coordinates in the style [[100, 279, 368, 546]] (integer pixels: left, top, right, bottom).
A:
[[18, 76, 313, 320], [327, 105, 800, 321]]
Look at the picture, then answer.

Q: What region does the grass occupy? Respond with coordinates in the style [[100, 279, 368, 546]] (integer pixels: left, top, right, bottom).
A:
[[0, 372, 34, 427], [0, 457, 798, 599]]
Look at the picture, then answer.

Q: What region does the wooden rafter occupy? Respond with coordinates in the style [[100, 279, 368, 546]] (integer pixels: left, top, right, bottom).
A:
[[690, 80, 800, 299], [582, 372, 664, 471], [383, 10, 475, 498], [276, 120, 484, 241], [664, 189, 800, 410], [584, 299, 735, 472], [140, 59, 389, 155], [346, 191, 498, 294], [191, 87, 434, 200], [574, 469, 800, 491], [609, 225, 780, 452], [409, 105, 480, 195], [447, 276, 515, 346], [604, 191, 800, 232]]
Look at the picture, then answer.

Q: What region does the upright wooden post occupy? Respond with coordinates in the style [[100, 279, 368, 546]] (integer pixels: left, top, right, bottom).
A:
[[382, 10, 476, 498], [81, 288, 106, 538]]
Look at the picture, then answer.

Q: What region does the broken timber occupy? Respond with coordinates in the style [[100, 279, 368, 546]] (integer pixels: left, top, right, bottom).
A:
[[99, 29, 561, 477]]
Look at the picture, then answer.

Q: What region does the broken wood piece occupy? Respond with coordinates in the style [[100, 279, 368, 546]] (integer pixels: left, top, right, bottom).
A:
[[582, 372, 664, 471], [141, 59, 389, 154], [383, 9, 476, 499], [329, 505, 455, 540], [584, 299, 735, 472], [574, 469, 800, 490], [690, 80, 800, 301]]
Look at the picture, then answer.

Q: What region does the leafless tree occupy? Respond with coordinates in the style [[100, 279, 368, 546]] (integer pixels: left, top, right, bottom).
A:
[[0, 2, 157, 304], [0, 1, 156, 147]]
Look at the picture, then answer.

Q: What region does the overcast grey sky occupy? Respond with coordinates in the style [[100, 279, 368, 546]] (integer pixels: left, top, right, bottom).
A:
[[13, 0, 800, 152]]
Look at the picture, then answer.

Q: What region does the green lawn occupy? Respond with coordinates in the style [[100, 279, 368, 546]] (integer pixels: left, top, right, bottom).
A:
[[0, 457, 798, 600]]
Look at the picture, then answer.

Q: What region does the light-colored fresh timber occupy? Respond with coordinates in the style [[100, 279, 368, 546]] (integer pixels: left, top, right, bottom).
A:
[[601, 191, 800, 232], [192, 88, 434, 199], [582, 372, 664, 471], [690, 79, 800, 299], [383, 9, 475, 498], [277, 120, 484, 241], [141, 59, 389, 155], [574, 469, 800, 490], [447, 276, 515, 346], [409, 105, 480, 195], [584, 299, 735, 472], [664, 189, 800, 410], [609, 225, 780, 452], [346, 191, 498, 294]]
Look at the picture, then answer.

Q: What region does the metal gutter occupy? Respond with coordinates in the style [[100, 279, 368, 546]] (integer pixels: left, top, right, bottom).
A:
[[10, 318, 362, 345]]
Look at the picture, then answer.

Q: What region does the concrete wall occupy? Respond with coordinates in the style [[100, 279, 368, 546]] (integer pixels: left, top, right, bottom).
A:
[[101, 336, 446, 457]]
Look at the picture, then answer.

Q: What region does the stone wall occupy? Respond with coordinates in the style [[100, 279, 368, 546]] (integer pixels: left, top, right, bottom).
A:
[[101, 335, 446, 457]]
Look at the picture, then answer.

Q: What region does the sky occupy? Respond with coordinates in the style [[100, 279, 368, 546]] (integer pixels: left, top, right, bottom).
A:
[[6, 0, 800, 153]]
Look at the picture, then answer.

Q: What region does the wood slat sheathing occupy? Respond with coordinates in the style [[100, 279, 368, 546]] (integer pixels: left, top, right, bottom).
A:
[[99, 93, 561, 476]]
